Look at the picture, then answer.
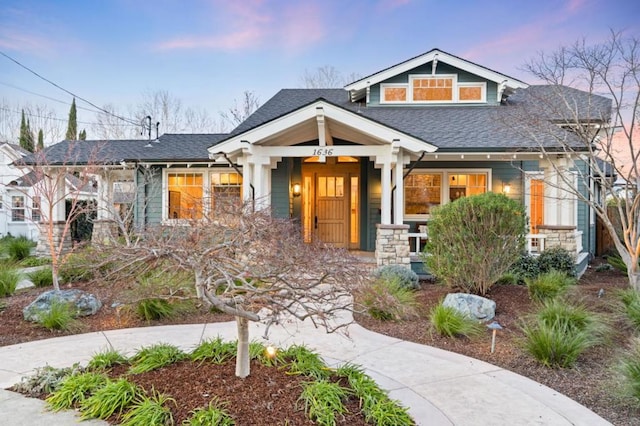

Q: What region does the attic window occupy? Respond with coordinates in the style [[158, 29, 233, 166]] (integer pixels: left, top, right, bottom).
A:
[[412, 77, 453, 101], [382, 86, 407, 102], [380, 74, 486, 104]]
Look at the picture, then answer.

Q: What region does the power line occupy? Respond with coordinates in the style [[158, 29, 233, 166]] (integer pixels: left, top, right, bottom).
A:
[[0, 81, 101, 114], [0, 106, 138, 127], [0, 50, 141, 126]]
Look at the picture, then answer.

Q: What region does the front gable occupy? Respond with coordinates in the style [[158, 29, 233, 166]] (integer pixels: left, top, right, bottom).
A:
[[345, 49, 528, 106]]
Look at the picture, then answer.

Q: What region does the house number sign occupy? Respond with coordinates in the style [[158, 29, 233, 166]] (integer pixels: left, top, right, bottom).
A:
[[312, 148, 335, 156]]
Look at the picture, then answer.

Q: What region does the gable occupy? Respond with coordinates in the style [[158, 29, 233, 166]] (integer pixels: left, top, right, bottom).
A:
[[344, 49, 528, 105]]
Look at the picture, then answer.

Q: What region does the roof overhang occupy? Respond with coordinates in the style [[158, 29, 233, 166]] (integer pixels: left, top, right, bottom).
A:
[[344, 49, 529, 102], [208, 100, 437, 159]]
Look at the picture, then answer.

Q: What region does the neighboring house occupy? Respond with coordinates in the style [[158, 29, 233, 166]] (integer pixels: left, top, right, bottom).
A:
[[31, 49, 612, 275], [0, 142, 40, 240]]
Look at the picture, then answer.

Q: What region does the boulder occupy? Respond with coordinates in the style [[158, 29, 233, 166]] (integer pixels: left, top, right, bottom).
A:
[[23, 289, 102, 322], [442, 293, 496, 322]]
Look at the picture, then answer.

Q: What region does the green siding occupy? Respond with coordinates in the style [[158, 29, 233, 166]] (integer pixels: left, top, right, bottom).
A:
[[135, 166, 162, 228], [367, 162, 381, 251], [271, 160, 290, 219], [369, 61, 499, 106]]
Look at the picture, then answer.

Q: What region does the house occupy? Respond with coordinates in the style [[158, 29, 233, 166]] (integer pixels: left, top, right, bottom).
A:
[[0, 142, 40, 240], [29, 49, 612, 275]]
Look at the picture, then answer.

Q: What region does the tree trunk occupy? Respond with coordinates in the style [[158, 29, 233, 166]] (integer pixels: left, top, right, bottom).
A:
[[235, 316, 250, 378], [195, 269, 205, 300], [51, 259, 60, 291], [629, 272, 640, 293]]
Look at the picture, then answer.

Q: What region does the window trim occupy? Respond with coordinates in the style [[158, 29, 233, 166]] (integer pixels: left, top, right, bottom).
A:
[[457, 82, 487, 103], [380, 74, 487, 104], [409, 74, 457, 103], [380, 83, 409, 104], [11, 195, 25, 222], [403, 168, 492, 220]]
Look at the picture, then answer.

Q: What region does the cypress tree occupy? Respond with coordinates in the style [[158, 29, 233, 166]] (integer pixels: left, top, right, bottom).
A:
[[79, 129, 86, 140], [65, 98, 78, 140], [19, 111, 34, 152], [37, 129, 44, 151]]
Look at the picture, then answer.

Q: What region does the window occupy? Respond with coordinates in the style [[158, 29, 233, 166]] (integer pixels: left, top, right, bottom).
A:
[[0, 194, 3, 210], [404, 170, 490, 218], [31, 196, 41, 222], [458, 83, 486, 102], [167, 173, 203, 219], [412, 77, 453, 101], [12, 195, 25, 222], [381, 85, 407, 102], [210, 172, 242, 212]]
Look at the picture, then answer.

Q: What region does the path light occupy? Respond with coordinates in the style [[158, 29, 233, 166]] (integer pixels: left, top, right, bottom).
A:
[[487, 321, 503, 354], [265, 345, 277, 359]]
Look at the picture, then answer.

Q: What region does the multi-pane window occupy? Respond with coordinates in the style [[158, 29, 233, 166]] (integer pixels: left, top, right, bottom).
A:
[[167, 173, 203, 219], [412, 77, 453, 101], [381, 75, 486, 104], [405, 174, 442, 215], [31, 196, 41, 222], [11, 195, 25, 222], [382, 86, 407, 102], [210, 172, 242, 212]]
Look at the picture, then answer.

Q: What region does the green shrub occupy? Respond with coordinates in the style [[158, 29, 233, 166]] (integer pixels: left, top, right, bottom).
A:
[[136, 298, 175, 321], [509, 253, 541, 283], [526, 270, 575, 301], [520, 299, 604, 368], [429, 303, 483, 338], [12, 364, 83, 397], [186, 398, 235, 426], [27, 267, 53, 288], [298, 380, 351, 426], [87, 349, 129, 370], [59, 252, 95, 284], [120, 391, 175, 426], [191, 337, 237, 364], [373, 264, 420, 290], [80, 378, 141, 420], [38, 300, 80, 331], [423, 192, 526, 296], [358, 277, 419, 321], [616, 338, 640, 404], [7, 237, 33, 261], [19, 256, 51, 267], [0, 266, 21, 297], [46, 372, 108, 411], [129, 343, 186, 374], [619, 289, 640, 330], [495, 272, 519, 286], [538, 247, 575, 276], [282, 345, 330, 380]]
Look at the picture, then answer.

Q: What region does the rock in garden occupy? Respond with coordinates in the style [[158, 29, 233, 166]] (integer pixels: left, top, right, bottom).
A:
[[23, 289, 102, 322], [442, 293, 496, 322]]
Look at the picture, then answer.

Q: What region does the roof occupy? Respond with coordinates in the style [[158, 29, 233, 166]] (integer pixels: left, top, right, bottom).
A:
[[21, 134, 228, 166], [344, 48, 529, 102]]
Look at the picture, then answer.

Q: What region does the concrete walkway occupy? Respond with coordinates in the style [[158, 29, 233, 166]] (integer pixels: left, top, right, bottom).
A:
[[0, 313, 612, 426]]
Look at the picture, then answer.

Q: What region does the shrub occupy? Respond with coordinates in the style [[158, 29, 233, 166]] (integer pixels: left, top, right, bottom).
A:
[[59, 251, 95, 284], [7, 237, 33, 261], [373, 264, 420, 290], [520, 299, 604, 368], [186, 398, 235, 426], [27, 267, 54, 288], [136, 298, 175, 321], [19, 256, 51, 267], [606, 253, 635, 273], [616, 338, 640, 404], [0, 266, 21, 297], [298, 380, 351, 426], [191, 337, 237, 364], [423, 192, 526, 296], [429, 303, 483, 338], [526, 270, 575, 302], [120, 391, 175, 426], [618, 289, 640, 330], [46, 372, 108, 411], [129, 343, 186, 374], [538, 247, 575, 276], [38, 300, 80, 331], [80, 378, 141, 420], [509, 253, 541, 283], [87, 349, 129, 370], [282, 345, 330, 380], [12, 364, 83, 397], [495, 272, 519, 286], [358, 277, 419, 321]]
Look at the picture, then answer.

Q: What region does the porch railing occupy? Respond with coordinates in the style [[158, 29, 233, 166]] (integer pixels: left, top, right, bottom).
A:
[[408, 232, 428, 257], [526, 233, 546, 255]]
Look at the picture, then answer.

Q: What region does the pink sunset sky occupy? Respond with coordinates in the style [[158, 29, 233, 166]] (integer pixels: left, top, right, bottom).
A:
[[0, 0, 638, 140]]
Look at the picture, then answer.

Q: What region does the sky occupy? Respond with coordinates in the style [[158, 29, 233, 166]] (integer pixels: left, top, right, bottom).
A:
[[0, 0, 638, 143]]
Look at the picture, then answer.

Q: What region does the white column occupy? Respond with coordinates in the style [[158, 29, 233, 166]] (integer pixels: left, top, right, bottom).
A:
[[95, 172, 113, 221], [241, 159, 253, 204], [251, 156, 271, 210], [393, 153, 404, 225], [381, 161, 391, 225]]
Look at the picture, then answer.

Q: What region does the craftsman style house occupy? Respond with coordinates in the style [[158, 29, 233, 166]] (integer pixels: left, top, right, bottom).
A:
[[29, 49, 611, 274]]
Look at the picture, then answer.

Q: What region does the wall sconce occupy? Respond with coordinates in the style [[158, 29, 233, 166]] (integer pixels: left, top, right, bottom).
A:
[[503, 183, 511, 194], [292, 183, 301, 197]]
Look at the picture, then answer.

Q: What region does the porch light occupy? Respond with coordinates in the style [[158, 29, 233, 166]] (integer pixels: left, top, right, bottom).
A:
[[292, 183, 302, 197], [503, 183, 511, 194]]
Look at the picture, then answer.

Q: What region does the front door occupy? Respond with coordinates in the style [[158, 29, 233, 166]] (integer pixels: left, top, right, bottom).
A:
[[302, 158, 359, 249]]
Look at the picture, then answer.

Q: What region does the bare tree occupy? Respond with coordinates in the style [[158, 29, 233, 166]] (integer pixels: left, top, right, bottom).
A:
[[102, 200, 366, 378], [15, 142, 103, 290], [92, 104, 136, 140], [220, 91, 260, 129], [300, 65, 362, 88], [0, 99, 64, 146], [509, 31, 640, 290]]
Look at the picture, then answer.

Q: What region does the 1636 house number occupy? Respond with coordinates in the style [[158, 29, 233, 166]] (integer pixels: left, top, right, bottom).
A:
[[312, 148, 334, 156]]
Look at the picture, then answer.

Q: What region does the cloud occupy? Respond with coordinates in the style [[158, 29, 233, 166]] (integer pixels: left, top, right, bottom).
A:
[[155, 0, 328, 52], [0, 29, 54, 54]]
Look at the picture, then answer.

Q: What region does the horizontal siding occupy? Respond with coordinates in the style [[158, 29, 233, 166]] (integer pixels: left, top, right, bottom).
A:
[[367, 163, 381, 251], [271, 162, 290, 219]]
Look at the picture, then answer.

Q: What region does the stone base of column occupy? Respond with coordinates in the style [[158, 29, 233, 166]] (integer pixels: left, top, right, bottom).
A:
[[91, 219, 119, 245], [35, 221, 72, 257], [537, 225, 578, 255], [375, 224, 411, 268]]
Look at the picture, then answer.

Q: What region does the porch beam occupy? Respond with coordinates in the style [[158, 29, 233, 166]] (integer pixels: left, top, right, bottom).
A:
[[251, 145, 391, 158]]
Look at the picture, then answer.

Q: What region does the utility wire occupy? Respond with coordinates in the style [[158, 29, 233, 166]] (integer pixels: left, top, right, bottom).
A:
[[0, 50, 140, 126], [0, 81, 102, 113], [0, 106, 138, 127]]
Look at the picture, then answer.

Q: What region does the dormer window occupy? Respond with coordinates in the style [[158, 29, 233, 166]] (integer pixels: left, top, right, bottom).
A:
[[380, 74, 486, 104]]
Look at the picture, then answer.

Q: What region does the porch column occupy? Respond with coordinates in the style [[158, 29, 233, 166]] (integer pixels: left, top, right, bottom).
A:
[[36, 171, 71, 256], [393, 154, 404, 225], [381, 161, 392, 225], [240, 158, 254, 207], [251, 156, 271, 210], [92, 171, 117, 244]]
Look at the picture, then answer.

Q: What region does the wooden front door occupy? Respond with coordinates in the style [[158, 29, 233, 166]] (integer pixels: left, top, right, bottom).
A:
[[302, 159, 359, 249]]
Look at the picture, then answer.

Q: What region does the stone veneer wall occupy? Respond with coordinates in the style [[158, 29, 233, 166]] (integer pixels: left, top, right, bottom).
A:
[[537, 225, 578, 254], [35, 221, 72, 257], [375, 224, 411, 267], [91, 220, 119, 245]]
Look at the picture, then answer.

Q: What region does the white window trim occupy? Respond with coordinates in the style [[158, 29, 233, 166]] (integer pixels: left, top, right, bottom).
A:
[[408, 74, 458, 104], [457, 82, 487, 103], [403, 168, 492, 220], [11, 194, 25, 222], [380, 83, 409, 104], [161, 168, 243, 223]]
